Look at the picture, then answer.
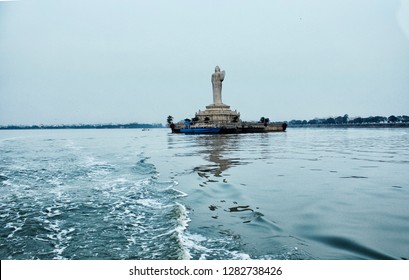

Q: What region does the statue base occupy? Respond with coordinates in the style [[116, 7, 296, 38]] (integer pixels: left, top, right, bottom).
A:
[[205, 103, 230, 110], [195, 103, 240, 125]]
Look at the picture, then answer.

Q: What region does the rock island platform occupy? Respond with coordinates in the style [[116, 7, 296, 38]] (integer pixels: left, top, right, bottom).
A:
[[169, 66, 287, 134]]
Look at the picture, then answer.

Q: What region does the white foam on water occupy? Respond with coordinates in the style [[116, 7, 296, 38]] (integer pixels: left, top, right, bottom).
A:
[[52, 246, 68, 260], [180, 231, 252, 260], [44, 206, 62, 218], [84, 156, 104, 167], [50, 226, 75, 260], [34, 236, 49, 242], [46, 220, 61, 232], [180, 233, 209, 259], [114, 178, 129, 184], [172, 202, 192, 260], [47, 177, 64, 187], [144, 202, 193, 259], [173, 189, 188, 198], [5, 221, 24, 238], [135, 178, 154, 188], [136, 198, 167, 209], [1, 180, 13, 187], [176, 204, 191, 231]]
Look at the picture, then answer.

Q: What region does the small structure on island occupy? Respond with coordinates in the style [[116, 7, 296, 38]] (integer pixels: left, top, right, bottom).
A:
[[170, 66, 287, 134]]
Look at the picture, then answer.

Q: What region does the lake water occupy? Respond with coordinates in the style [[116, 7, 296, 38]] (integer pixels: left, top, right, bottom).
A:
[[1, 128, 408, 260]]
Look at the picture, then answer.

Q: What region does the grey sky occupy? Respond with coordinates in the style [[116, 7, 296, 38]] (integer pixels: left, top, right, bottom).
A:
[[1, 0, 408, 125]]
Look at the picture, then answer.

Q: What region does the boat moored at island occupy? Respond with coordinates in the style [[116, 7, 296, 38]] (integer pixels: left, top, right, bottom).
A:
[[175, 123, 287, 134], [180, 127, 221, 134]]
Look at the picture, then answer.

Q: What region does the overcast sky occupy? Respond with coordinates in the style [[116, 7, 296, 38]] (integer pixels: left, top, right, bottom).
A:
[[1, 0, 408, 125]]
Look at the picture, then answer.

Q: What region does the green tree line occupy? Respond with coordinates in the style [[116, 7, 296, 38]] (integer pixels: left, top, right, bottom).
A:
[[0, 123, 164, 130], [289, 114, 409, 126]]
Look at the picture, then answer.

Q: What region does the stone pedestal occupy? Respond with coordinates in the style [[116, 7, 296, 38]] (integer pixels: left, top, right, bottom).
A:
[[195, 103, 240, 125]]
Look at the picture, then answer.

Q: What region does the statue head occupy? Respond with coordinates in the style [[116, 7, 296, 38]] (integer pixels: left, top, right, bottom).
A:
[[215, 66, 220, 72]]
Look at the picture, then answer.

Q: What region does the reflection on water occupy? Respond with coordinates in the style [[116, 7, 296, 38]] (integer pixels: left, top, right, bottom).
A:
[[191, 133, 275, 177], [194, 135, 243, 177]]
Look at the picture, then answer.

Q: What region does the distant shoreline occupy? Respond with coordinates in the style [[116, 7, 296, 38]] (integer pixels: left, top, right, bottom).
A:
[[0, 123, 164, 130], [2, 123, 409, 130], [288, 123, 409, 128]]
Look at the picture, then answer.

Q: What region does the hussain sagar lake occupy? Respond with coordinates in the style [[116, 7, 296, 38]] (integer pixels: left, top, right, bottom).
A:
[[1, 127, 408, 260]]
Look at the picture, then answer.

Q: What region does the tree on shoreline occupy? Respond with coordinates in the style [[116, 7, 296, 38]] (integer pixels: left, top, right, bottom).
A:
[[289, 114, 408, 126]]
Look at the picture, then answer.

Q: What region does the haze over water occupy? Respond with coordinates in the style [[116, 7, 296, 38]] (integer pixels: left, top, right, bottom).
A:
[[1, 128, 408, 260]]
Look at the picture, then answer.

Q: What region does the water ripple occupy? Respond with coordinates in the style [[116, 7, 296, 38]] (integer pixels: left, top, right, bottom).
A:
[[307, 235, 395, 260]]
